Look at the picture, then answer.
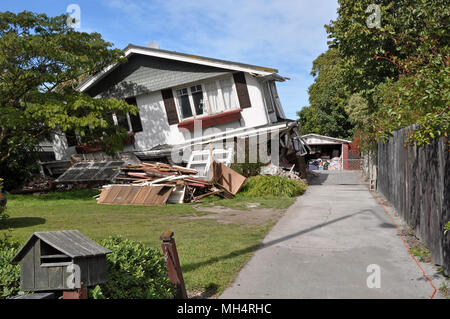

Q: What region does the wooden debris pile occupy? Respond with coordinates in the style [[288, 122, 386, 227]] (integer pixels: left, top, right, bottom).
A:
[[97, 161, 246, 206]]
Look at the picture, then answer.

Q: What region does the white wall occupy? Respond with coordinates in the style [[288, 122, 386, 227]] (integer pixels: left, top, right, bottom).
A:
[[240, 73, 270, 127], [128, 73, 272, 152], [123, 90, 185, 152]]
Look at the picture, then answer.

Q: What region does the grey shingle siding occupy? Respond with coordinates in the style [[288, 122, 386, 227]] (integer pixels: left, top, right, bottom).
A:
[[86, 54, 231, 99]]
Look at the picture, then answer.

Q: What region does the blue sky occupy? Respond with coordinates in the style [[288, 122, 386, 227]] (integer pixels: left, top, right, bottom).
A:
[[2, 0, 338, 119]]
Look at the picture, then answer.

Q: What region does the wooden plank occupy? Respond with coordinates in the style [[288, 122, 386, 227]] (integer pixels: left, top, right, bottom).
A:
[[34, 240, 50, 290], [143, 186, 164, 205], [48, 267, 63, 289], [213, 161, 246, 195], [133, 186, 152, 205], [154, 187, 174, 205], [11, 292, 56, 299], [101, 185, 122, 204], [113, 186, 133, 204], [20, 245, 35, 291], [125, 186, 142, 204]]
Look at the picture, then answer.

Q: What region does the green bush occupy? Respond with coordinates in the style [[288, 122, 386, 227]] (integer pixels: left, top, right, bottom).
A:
[[0, 234, 21, 299], [239, 175, 307, 198], [91, 236, 175, 299], [444, 221, 450, 235], [230, 162, 266, 178]]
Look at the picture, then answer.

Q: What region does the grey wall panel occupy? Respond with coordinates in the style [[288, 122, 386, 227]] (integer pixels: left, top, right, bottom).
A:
[[86, 54, 231, 99]]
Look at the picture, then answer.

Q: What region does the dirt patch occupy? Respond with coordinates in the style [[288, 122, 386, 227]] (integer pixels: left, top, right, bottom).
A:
[[400, 226, 433, 263], [188, 206, 285, 226]]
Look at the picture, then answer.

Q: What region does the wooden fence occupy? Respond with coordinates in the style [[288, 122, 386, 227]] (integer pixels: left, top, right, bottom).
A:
[[377, 125, 450, 274]]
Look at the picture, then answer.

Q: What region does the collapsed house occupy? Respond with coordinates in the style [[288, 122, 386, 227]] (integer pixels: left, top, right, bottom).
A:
[[36, 44, 309, 201]]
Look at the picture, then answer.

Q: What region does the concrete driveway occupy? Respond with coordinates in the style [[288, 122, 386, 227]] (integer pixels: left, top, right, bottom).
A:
[[220, 171, 441, 299]]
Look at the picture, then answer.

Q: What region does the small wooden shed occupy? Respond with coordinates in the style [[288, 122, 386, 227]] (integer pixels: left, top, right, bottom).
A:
[[11, 230, 111, 292]]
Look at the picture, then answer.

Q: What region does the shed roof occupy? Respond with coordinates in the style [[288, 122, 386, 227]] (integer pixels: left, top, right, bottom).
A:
[[301, 134, 352, 145], [12, 230, 111, 262]]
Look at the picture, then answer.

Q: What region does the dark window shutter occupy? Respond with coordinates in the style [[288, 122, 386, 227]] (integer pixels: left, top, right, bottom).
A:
[[126, 97, 143, 132], [161, 89, 179, 125], [233, 72, 251, 109]]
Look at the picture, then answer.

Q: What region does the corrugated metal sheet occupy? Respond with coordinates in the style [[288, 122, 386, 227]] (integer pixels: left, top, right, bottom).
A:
[[12, 230, 111, 262], [56, 161, 124, 183]]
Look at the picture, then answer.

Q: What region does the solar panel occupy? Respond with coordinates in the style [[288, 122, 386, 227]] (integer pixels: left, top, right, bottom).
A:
[[56, 161, 124, 183]]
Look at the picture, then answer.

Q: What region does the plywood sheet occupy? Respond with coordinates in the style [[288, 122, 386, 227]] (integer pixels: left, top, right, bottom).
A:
[[98, 185, 174, 206], [213, 162, 246, 195]]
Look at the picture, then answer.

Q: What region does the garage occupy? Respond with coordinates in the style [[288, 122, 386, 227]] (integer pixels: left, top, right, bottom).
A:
[[301, 134, 360, 170]]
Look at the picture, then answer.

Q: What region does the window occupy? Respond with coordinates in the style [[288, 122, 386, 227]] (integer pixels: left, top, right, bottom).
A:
[[65, 130, 79, 147], [125, 97, 143, 133], [174, 77, 238, 121], [263, 82, 275, 113], [113, 97, 144, 133], [176, 88, 193, 119], [204, 81, 220, 113], [40, 242, 71, 267], [219, 78, 234, 110], [190, 85, 204, 116], [116, 114, 130, 131], [130, 113, 143, 132]]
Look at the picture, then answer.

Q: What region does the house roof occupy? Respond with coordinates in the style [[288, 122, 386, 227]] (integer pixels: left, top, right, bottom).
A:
[[12, 230, 111, 262], [301, 134, 352, 145], [77, 44, 284, 93]]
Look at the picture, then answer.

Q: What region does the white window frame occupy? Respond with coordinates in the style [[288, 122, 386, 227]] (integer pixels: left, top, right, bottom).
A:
[[112, 113, 133, 133], [172, 76, 240, 121]]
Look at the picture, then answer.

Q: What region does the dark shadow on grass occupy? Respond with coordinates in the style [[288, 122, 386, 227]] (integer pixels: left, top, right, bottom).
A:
[[182, 209, 375, 273], [190, 283, 219, 299], [6, 189, 99, 201], [0, 217, 46, 230]]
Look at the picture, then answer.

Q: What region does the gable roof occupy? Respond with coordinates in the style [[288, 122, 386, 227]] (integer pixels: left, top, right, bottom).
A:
[[12, 230, 111, 262], [301, 134, 352, 144], [77, 44, 282, 93]]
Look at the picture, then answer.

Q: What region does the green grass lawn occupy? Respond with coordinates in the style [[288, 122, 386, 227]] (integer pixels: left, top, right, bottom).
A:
[[1, 190, 296, 296]]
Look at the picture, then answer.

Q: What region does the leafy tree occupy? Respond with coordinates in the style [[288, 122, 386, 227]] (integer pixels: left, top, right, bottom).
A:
[[297, 49, 354, 139], [326, 0, 449, 147], [0, 11, 137, 189], [345, 93, 370, 127]]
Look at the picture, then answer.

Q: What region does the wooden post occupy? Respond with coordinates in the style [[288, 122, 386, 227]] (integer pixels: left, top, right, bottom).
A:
[[63, 283, 87, 299], [160, 230, 187, 299]]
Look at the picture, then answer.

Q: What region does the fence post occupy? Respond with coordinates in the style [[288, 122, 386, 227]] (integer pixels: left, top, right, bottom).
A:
[[160, 230, 187, 299], [62, 283, 87, 299]]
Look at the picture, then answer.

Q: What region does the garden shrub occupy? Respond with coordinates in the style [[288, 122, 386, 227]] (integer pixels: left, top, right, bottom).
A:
[[239, 175, 307, 198], [91, 236, 175, 299], [0, 234, 21, 299], [230, 162, 266, 178]]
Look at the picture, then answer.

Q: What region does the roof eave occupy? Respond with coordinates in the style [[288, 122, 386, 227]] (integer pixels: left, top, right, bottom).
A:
[[77, 44, 281, 93]]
